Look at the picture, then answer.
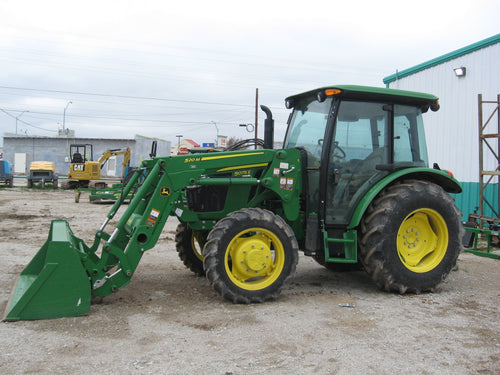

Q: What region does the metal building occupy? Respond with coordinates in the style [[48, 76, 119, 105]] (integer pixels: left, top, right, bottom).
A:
[[383, 34, 500, 219], [2, 133, 170, 178]]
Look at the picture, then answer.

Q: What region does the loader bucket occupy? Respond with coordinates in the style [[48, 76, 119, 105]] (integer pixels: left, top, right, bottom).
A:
[[4, 220, 91, 321]]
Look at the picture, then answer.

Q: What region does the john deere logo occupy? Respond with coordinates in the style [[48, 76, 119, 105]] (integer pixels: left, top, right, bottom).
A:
[[160, 187, 171, 197]]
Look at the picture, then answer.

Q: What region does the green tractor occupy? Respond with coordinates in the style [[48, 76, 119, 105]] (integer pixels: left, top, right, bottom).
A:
[[4, 85, 463, 320]]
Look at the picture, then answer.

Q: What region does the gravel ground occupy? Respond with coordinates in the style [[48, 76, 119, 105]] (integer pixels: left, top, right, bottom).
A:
[[0, 187, 499, 374]]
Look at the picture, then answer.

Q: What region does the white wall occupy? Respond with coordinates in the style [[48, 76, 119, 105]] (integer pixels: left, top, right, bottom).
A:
[[388, 43, 500, 182]]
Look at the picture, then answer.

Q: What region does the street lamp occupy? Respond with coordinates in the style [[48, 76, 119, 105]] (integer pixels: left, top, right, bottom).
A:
[[211, 121, 219, 146], [15, 110, 29, 134], [63, 101, 72, 133]]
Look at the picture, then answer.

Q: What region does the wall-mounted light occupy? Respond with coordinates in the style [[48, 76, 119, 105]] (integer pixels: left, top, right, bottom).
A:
[[454, 67, 466, 77]]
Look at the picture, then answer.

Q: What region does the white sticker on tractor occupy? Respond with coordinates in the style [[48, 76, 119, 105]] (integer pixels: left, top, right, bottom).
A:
[[280, 177, 287, 190], [279, 162, 289, 169], [146, 208, 160, 227]]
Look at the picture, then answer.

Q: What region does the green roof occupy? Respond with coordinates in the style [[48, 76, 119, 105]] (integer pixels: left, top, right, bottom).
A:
[[288, 85, 437, 100], [286, 85, 439, 109], [383, 33, 500, 85]]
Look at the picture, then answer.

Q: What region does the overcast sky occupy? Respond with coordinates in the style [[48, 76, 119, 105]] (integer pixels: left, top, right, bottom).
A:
[[1, 0, 499, 148]]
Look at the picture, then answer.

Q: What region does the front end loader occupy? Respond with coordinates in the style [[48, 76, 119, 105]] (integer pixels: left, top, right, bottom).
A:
[[4, 85, 463, 320], [5, 147, 304, 319]]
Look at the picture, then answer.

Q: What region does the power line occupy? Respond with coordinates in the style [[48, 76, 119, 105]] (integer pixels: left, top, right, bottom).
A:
[[0, 107, 258, 126], [0, 85, 254, 108], [0, 85, 289, 135], [0, 108, 57, 132]]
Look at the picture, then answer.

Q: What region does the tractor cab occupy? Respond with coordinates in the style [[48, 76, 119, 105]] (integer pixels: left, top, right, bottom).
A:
[[284, 86, 436, 226]]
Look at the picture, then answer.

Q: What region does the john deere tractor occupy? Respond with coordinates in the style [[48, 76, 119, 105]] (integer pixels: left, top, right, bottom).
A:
[[4, 85, 463, 320]]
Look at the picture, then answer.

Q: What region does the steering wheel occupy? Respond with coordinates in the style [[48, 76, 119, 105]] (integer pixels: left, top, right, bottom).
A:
[[332, 141, 346, 160]]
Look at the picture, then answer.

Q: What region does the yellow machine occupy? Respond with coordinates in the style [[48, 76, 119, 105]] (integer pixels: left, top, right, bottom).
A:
[[28, 161, 58, 188], [64, 144, 131, 189]]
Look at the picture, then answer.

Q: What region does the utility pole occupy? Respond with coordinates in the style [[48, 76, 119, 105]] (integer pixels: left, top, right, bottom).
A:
[[15, 110, 29, 134], [254, 88, 258, 149], [63, 101, 72, 133], [176, 135, 183, 154]]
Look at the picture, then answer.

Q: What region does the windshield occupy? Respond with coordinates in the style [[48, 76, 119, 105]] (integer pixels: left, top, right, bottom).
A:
[[284, 97, 332, 167]]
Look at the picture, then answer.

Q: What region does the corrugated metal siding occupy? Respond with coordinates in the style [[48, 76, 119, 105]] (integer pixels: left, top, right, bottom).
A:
[[384, 34, 500, 84], [386, 39, 500, 221], [388, 42, 500, 183], [452, 182, 498, 220]]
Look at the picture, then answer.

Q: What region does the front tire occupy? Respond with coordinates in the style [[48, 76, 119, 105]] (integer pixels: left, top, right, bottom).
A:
[[204, 208, 299, 303], [359, 180, 463, 293], [175, 223, 207, 276]]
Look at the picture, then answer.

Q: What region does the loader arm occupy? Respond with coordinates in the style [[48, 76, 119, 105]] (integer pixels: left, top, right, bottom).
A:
[[87, 148, 303, 297]]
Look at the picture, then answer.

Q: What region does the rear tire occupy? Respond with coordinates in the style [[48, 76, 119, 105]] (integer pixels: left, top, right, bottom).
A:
[[175, 223, 207, 276], [204, 208, 298, 303], [359, 180, 463, 293]]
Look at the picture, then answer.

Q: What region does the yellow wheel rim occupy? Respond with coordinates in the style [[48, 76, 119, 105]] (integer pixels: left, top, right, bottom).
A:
[[191, 232, 205, 262], [224, 227, 285, 291], [397, 208, 448, 273]]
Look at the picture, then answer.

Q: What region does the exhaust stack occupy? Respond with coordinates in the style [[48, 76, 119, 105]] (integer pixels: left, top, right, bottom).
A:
[[260, 105, 274, 149]]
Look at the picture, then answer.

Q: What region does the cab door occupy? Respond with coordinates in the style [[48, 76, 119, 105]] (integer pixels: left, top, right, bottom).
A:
[[324, 101, 390, 225]]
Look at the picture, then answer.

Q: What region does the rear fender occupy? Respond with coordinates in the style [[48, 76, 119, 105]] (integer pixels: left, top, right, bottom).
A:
[[348, 168, 462, 229]]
